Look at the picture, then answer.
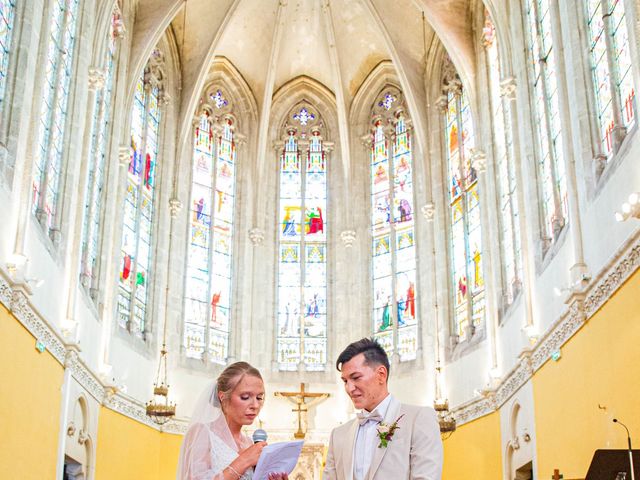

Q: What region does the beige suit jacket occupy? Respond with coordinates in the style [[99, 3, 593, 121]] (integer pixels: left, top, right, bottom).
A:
[[323, 396, 443, 480]]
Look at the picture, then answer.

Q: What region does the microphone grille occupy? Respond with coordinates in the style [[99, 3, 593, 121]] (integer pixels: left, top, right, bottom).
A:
[[253, 428, 268, 443]]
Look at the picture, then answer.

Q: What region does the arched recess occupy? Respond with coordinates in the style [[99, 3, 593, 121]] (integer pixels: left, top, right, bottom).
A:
[[265, 75, 340, 372], [477, 0, 516, 76], [90, 0, 124, 62], [64, 395, 92, 479], [178, 55, 258, 364], [178, 56, 258, 175], [412, 0, 476, 89]]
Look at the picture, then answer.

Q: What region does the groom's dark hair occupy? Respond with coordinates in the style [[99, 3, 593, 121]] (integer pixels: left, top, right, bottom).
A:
[[336, 337, 390, 377]]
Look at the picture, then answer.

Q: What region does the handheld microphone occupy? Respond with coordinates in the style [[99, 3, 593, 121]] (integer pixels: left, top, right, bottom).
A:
[[253, 428, 267, 444], [613, 418, 635, 480]]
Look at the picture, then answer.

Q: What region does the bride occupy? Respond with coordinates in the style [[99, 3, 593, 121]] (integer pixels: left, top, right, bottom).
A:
[[177, 361, 288, 480]]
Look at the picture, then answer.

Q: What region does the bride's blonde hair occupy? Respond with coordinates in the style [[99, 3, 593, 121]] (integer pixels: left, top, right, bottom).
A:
[[217, 361, 263, 405]]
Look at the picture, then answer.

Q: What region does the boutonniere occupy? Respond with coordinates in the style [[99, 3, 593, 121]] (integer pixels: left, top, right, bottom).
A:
[[376, 414, 404, 448]]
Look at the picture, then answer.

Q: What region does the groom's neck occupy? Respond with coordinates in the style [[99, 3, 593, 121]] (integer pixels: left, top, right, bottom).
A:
[[364, 392, 390, 412]]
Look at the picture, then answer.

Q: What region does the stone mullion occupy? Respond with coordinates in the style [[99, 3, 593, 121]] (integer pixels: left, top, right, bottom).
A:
[[127, 83, 151, 334], [35, 4, 71, 233], [298, 140, 308, 370], [387, 126, 400, 358], [531, 0, 564, 242], [80, 71, 107, 288], [601, 0, 627, 150], [455, 92, 474, 338], [204, 119, 221, 363]]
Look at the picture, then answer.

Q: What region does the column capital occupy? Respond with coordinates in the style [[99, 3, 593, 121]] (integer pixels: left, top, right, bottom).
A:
[[249, 228, 265, 246], [470, 148, 487, 174], [88, 67, 106, 91], [169, 198, 182, 219], [339, 230, 357, 248], [421, 202, 436, 221], [118, 145, 130, 168], [500, 76, 517, 100]]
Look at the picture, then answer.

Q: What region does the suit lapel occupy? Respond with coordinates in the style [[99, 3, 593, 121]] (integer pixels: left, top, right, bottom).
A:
[[342, 418, 359, 480], [366, 396, 402, 480]]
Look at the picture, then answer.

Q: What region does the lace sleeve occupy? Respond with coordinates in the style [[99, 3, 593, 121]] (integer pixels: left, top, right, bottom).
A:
[[178, 423, 228, 480]]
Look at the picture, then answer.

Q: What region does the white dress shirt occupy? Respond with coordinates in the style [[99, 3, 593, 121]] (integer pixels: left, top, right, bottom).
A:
[[353, 394, 392, 480]]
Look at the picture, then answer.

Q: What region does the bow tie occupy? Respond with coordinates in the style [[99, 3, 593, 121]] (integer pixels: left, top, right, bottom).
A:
[[357, 410, 383, 425]]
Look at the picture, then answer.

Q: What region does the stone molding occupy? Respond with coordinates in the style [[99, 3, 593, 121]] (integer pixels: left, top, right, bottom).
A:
[[451, 235, 639, 426], [0, 236, 637, 433]]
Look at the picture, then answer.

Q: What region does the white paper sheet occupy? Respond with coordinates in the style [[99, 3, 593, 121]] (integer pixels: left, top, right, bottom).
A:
[[252, 440, 304, 480]]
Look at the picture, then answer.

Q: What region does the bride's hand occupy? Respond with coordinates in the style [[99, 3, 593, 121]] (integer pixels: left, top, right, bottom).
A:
[[237, 441, 267, 468], [267, 473, 289, 480]]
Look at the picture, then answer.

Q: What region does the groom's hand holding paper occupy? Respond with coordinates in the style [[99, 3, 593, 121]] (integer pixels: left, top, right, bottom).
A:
[[252, 440, 304, 480]]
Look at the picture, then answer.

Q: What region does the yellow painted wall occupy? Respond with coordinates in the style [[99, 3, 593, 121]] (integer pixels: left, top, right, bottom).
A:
[[534, 269, 640, 479], [443, 411, 502, 479], [0, 303, 64, 480], [95, 407, 182, 480]]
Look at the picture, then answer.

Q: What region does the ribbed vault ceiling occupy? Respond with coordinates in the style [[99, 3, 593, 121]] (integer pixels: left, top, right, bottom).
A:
[[130, 0, 475, 141]]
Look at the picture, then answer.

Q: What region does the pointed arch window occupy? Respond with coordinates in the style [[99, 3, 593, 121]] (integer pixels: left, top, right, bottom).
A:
[[117, 51, 165, 338], [0, 0, 16, 108], [183, 91, 237, 363], [276, 104, 328, 371], [483, 12, 522, 305], [524, 0, 568, 248], [442, 82, 485, 338], [32, 0, 80, 237], [586, 0, 636, 165], [370, 89, 418, 361], [80, 4, 124, 293]]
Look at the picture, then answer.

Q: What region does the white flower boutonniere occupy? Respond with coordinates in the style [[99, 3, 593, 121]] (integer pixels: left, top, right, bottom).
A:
[[376, 414, 405, 448]]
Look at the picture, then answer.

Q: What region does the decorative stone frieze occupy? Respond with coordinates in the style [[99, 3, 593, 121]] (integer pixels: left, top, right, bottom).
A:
[[584, 244, 639, 317], [10, 289, 66, 363], [451, 236, 639, 427]]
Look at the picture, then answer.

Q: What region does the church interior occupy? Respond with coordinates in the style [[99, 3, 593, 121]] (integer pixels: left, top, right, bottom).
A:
[[1, 0, 640, 478]]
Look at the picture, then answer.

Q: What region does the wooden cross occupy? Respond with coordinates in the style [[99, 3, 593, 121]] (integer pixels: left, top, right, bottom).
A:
[[552, 469, 563, 480], [275, 382, 330, 439]]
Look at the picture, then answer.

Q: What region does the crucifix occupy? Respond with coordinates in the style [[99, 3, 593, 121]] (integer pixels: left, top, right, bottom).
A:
[[275, 383, 330, 439], [552, 469, 563, 480]]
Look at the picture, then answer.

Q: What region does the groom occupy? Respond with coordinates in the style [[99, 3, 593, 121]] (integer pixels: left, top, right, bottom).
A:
[[323, 338, 443, 480]]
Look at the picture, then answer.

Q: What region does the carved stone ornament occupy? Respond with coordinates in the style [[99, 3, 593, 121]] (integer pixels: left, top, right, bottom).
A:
[[169, 197, 182, 219], [118, 145, 131, 167], [249, 228, 265, 246], [340, 230, 357, 248], [434, 94, 449, 113], [421, 202, 436, 221], [500, 76, 517, 100], [88, 67, 106, 91], [470, 148, 487, 174]]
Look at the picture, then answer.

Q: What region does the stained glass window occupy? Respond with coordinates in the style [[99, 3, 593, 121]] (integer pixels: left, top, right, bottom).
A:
[[0, 0, 16, 108], [525, 0, 568, 245], [32, 0, 80, 235], [444, 87, 485, 337], [80, 5, 122, 291], [586, 0, 636, 161], [277, 104, 328, 371], [183, 105, 237, 363], [371, 91, 418, 361], [117, 56, 163, 337], [483, 12, 522, 305]]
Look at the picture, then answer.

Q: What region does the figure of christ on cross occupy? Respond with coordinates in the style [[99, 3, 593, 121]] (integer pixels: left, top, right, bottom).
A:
[[274, 383, 330, 439]]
